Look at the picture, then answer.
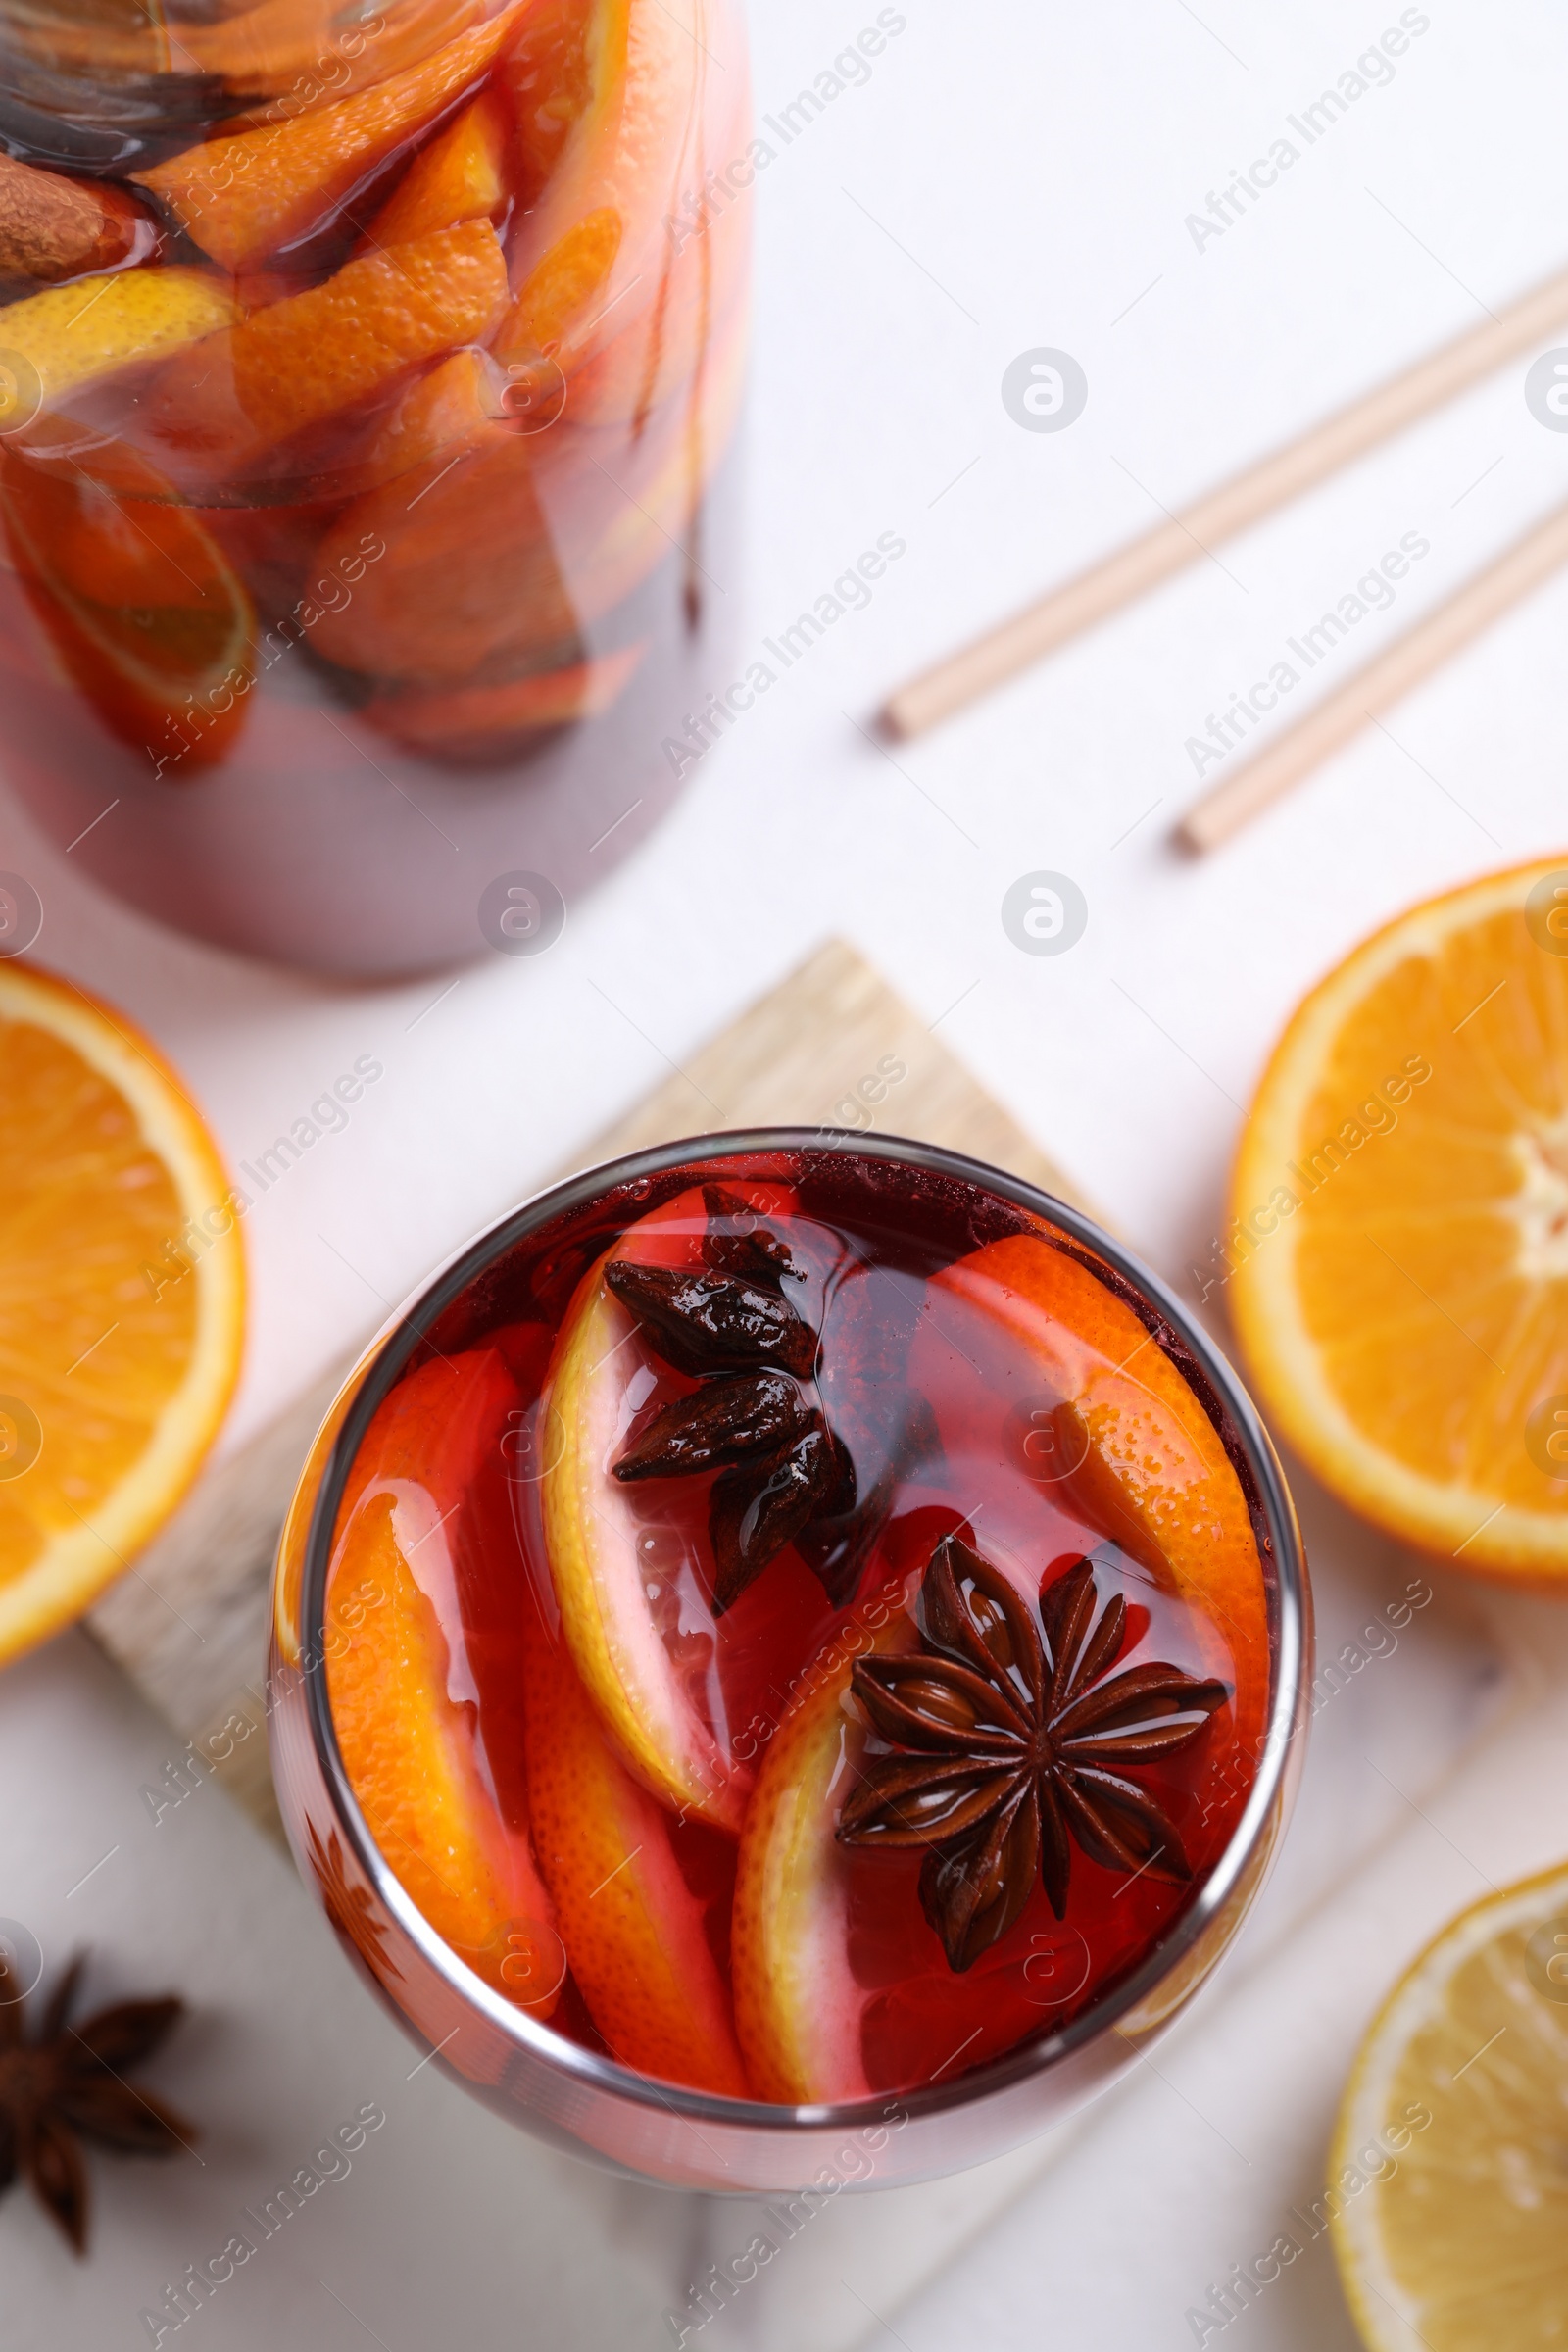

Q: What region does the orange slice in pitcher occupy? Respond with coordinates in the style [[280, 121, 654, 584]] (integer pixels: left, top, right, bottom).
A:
[[143, 222, 510, 480], [310, 425, 579, 682], [361, 88, 509, 244], [499, 0, 629, 206], [179, 0, 484, 102], [495, 0, 751, 433], [326, 1350, 562, 2012], [0, 269, 235, 428], [0, 434, 256, 766], [137, 0, 532, 270], [365, 641, 646, 748], [1230, 857, 1568, 1582], [0, 963, 244, 1662], [338, 346, 509, 493]]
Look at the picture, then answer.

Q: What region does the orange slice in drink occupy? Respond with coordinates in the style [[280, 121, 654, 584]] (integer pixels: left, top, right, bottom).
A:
[[536, 1177, 839, 1838], [142, 222, 510, 481], [1230, 857, 1568, 1582], [361, 88, 509, 244], [0, 434, 256, 767], [136, 1, 532, 270], [932, 1234, 1271, 1754], [326, 1350, 562, 2013], [522, 1613, 748, 2092], [0, 963, 244, 1661], [731, 1568, 916, 2104], [540, 1198, 750, 1834]]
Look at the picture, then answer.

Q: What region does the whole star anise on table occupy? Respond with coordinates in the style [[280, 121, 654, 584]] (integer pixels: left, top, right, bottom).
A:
[[0, 1949, 194, 2252], [836, 1536, 1230, 1971], [607, 1186, 857, 1613]]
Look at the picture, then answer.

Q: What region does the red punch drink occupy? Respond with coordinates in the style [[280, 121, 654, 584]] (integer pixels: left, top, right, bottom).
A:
[[305, 1145, 1276, 2107]]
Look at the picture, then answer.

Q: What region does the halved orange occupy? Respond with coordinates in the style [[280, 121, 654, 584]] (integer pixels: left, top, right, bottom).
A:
[[1230, 857, 1568, 1581], [0, 962, 244, 1659]]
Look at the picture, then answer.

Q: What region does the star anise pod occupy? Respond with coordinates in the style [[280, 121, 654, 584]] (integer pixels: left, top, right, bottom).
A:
[[837, 1536, 1230, 1972], [607, 1196, 856, 1613], [0, 1948, 194, 2252]]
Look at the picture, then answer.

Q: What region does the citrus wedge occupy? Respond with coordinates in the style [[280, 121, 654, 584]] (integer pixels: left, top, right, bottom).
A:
[[365, 640, 646, 747], [499, 0, 629, 208], [1230, 857, 1568, 1581], [362, 88, 509, 244], [0, 435, 256, 765], [522, 1609, 748, 2092], [177, 0, 483, 102], [309, 308, 744, 682], [537, 1176, 841, 1838], [498, 0, 737, 392], [326, 1349, 561, 2013], [142, 221, 510, 480], [1330, 1861, 1568, 2350], [0, 962, 244, 1660], [731, 1568, 914, 2104], [932, 1234, 1271, 1755], [136, 0, 533, 270], [539, 1192, 757, 1834], [340, 346, 509, 493], [0, 268, 236, 429]]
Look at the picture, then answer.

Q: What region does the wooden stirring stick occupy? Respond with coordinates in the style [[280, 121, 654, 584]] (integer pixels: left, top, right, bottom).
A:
[[882, 262, 1568, 743], [1178, 496, 1568, 850]]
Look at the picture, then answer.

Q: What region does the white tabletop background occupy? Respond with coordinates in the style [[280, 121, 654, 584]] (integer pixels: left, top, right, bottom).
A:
[[4, 0, 1568, 2342]]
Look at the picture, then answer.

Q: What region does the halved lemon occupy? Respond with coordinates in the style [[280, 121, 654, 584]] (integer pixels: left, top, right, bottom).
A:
[[1230, 857, 1568, 1580], [1331, 1861, 1568, 2349], [0, 961, 244, 1657]]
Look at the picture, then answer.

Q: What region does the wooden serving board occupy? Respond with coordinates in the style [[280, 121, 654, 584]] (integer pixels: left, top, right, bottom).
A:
[[84, 938, 1087, 1838]]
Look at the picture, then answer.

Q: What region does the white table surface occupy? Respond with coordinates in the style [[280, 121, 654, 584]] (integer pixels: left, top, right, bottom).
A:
[[5, 0, 1568, 2343]]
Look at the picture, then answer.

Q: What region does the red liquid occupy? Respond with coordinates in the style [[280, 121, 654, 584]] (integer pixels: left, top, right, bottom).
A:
[[325, 1151, 1272, 2100]]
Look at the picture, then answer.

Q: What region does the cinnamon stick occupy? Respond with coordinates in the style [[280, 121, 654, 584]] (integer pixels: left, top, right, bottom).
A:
[[0, 152, 159, 285]]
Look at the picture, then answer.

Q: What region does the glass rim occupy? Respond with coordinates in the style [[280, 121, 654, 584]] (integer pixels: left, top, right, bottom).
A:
[[291, 1127, 1309, 2135]]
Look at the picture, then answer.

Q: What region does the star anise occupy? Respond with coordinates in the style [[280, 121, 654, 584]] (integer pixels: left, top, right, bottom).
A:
[[607, 1188, 856, 1613], [837, 1536, 1230, 1972], [0, 1948, 193, 2252]]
